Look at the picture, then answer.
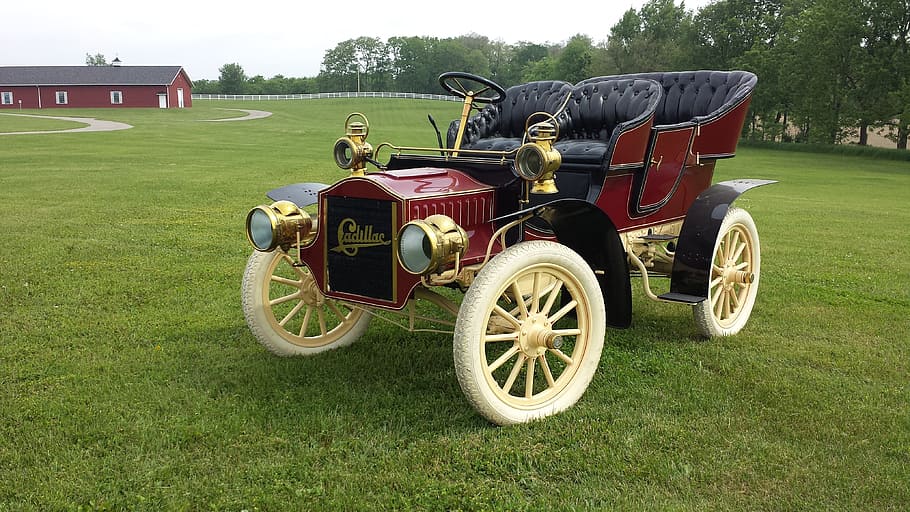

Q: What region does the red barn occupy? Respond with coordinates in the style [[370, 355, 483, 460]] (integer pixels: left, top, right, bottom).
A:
[[0, 65, 193, 109]]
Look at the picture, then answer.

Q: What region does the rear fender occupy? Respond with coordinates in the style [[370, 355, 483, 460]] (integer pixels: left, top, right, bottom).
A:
[[533, 199, 632, 329], [670, 179, 776, 298]]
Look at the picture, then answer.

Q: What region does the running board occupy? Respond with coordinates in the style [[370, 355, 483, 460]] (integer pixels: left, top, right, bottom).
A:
[[657, 292, 706, 305]]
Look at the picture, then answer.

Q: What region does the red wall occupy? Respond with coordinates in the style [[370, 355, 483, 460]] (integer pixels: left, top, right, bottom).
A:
[[167, 70, 193, 108], [1, 70, 193, 109]]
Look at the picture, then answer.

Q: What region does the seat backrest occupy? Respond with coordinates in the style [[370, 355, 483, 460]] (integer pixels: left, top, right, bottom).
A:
[[446, 80, 571, 147], [578, 70, 757, 126], [497, 80, 573, 137], [560, 78, 661, 140]]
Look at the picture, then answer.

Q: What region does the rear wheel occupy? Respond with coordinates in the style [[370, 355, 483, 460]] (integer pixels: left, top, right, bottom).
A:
[[453, 241, 606, 425], [693, 207, 760, 337], [241, 249, 371, 356]]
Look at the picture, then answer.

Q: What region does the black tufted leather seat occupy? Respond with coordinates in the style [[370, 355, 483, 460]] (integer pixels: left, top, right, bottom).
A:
[[446, 80, 572, 151], [553, 78, 662, 171], [578, 70, 757, 126]]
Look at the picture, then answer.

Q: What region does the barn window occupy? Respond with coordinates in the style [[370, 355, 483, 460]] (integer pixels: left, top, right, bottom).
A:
[[56, 91, 68, 105], [110, 91, 123, 104], [1, 92, 12, 105]]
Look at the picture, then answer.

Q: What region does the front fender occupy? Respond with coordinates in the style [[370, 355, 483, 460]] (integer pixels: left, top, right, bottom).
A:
[[669, 179, 776, 299], [534, 199, 632, 329], [265, 182, 329, 208]]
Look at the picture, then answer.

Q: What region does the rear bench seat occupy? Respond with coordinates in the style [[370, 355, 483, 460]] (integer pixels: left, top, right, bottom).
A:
[[578, 70, 757, 159]]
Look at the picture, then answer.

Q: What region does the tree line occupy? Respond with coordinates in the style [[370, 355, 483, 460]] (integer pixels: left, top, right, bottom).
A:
[[193, 0, 910, 148]]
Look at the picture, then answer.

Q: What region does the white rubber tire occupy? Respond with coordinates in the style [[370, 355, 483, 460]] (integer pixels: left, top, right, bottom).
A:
[[453, 241, 606, 425], [693, 207, 761, 337], [241, 249, 371, 356]]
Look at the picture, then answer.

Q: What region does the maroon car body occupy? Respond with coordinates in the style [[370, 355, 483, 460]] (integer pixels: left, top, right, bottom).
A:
[[242, 70, 773, 425]]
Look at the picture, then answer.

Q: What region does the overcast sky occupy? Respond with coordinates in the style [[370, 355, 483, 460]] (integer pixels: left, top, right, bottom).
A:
[[2, 0, 714, 81]]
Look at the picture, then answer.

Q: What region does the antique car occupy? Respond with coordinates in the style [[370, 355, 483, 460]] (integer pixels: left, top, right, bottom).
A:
[[241, 71, 774, 425]]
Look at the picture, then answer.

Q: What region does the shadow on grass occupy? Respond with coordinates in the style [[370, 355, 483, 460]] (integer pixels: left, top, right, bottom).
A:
[[165, 324, 490, 434]]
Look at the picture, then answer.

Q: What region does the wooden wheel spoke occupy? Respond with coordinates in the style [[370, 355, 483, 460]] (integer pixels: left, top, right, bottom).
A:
[[279, 300, 305, 327], [270, 291, 299, 307], [539, 355, 555, 387], [550, 348, 574, 366], [714, 289, 726, 318], [731, 241, 747, 263], [510, 281, 530, 319], [493, 305, 522, 329], [485, 332, 520, 343], [316, 308, 327, 336], [531, 272, 541, 314], [541, 279, 564, 316], [710, 286, 723, 307], [730, 287, 742, 309], [733, 260, 750, 271], [488, 345, 521, 373], [525, 357, 536, 398], [270, 275, 301, 287], [502, 354, 527, 394], [710, 276, 724, 288], [549, 299, 578, 324], [299, 306, 313, 337], [326, 301, 348, 323]]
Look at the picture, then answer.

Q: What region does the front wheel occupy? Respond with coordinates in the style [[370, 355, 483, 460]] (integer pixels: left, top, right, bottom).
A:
[[453, 241, 606, 425], [693, 207, 761, 337], [241, 249, 371, 356]]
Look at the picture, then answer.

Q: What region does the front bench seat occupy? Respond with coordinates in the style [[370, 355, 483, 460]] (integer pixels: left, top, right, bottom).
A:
[[446, 80, 572, 152], [553, 78, 662, 172]]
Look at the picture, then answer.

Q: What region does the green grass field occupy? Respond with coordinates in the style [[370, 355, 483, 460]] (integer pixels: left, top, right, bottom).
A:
[[1, 101, 908, 510]]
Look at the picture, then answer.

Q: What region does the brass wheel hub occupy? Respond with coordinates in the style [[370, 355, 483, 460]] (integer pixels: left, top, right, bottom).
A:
[[518, 313, 560, 357], [298, 273, 324, 307], [721, 260, 754, 291]]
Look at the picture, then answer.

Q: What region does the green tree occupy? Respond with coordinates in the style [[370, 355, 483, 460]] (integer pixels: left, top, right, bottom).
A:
[[502, 42, 550, 85], [319, 37, 391, 92], [604, 0, 695, 73], [85, 53, 107, 66], [218, 63, 247, 95], [554, 35, 594, 83], [388, 36, 439, 93]]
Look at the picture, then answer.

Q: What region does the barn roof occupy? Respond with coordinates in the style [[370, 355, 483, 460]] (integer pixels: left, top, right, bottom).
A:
[[0, 66, 190, 86]]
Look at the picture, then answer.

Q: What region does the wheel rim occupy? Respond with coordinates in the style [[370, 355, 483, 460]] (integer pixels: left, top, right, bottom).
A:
[[262, 251, 367, 347], [708, 222, 755, 328], [480, 263, 592, 408]]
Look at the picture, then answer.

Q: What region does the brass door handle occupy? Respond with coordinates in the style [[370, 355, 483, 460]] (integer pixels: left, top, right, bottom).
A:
[[650, 155, 663, 172]]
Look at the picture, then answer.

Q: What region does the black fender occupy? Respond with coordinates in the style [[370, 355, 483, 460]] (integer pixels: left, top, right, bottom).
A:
[[265, 182, 329, 208], [533, 199, 633, 329], [669, 179, 776, 299]]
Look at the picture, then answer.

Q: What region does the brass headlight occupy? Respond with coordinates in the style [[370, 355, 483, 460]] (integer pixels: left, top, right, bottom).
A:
[[245, 200, 313, 252], [515, 120, 561, 194], [397, 214, 468, 275], [333, 113, 372, 177]]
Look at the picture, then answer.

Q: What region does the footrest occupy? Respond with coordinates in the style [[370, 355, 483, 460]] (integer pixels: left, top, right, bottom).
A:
[[639, 233, 677, 242], [658, 292, 706, 305]]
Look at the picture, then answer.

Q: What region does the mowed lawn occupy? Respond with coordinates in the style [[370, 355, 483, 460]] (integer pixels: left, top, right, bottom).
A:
[[1, 101, 907, 510]]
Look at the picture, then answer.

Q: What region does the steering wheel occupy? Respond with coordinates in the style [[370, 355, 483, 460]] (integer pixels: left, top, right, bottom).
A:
[[439, 72, 506, 105]]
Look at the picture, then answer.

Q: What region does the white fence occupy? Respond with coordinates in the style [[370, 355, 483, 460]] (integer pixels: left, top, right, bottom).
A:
[[192, 91, 461, 102]]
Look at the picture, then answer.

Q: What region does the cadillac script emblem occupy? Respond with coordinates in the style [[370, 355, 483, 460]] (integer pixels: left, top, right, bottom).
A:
[[331, 218, 391, 256]]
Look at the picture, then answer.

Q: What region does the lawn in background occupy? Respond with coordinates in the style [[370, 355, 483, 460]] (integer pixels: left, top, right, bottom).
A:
[[1, 100, 907, 510]]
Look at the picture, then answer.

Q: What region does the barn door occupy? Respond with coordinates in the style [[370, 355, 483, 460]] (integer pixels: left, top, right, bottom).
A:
[[177, 88, 185, 108], [157, 94, 167, 109]]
